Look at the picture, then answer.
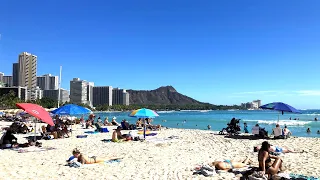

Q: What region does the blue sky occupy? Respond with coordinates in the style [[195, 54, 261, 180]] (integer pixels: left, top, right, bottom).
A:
[[1, 0, 320, 109]]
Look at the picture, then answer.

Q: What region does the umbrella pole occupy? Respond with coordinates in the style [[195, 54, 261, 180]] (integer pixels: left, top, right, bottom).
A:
[[278, 111, 280, 122], [34, 118, 37, 142], [143, 119, 146, 139]]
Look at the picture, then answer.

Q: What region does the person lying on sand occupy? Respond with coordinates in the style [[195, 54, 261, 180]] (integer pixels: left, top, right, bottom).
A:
[[254, 144, 301, 153], [209, 157, 252, 171], [70, 148, 122, 164]]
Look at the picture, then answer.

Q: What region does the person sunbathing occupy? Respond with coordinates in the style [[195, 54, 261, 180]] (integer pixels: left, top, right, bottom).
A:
[[209, 157, 252, 171], [71, 148, 121, 164], [112, 126, 125, 142], [254, 144, 299, 153], [104, 117, 112, 126]]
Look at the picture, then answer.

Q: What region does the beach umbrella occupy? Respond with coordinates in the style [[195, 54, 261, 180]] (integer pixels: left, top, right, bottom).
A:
[[260, 102, 301, 121], [16, 103, 55, 141], [51, 104, 92, 135], [129, 108, 159, 139], [51, 104, 92, 115], [16, 103, 54, 125]]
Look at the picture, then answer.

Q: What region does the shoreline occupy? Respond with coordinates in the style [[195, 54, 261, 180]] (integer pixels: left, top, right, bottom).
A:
[[0, 121, 319, 179]]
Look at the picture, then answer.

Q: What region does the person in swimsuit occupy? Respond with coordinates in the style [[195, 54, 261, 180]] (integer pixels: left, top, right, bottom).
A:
[[112, 126, 125, 142], [254, 145, 299, 153], [210, 157, 252, 171], [71, 148, 121, 164], [258, 141, 283, 177]]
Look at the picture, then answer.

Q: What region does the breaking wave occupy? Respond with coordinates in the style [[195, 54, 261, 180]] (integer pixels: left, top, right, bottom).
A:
[[245, 120, 312, 126]]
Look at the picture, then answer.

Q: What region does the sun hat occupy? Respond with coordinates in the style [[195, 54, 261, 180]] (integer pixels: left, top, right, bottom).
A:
[[112, 116, 116, 120]]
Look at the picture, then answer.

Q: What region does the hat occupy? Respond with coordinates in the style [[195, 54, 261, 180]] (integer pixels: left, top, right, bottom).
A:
[[112, 116, 116, 120]]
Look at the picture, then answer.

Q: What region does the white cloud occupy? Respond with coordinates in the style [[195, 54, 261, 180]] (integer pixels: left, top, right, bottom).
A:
[[233, 90, 320, 97], [233, 91, 278, 95], [295, 90, 320, 96]]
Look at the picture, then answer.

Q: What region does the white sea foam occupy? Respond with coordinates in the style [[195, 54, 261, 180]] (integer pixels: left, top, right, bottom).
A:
[[157, 111, 176, 114], [304, 114, 320, 116], [245, 120, 312, 126], [199, 110, 210, 113]]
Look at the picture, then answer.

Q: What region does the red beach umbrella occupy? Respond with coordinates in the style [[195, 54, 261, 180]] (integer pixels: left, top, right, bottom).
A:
[[16, 103, 54, 126]]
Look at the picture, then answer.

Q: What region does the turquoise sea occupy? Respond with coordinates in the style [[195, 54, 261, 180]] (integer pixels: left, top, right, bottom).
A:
[[92, 110, 320, 138]]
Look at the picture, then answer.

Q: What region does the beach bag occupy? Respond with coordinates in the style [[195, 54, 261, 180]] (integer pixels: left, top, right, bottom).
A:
[[249, 172, 268, 180], [128, 131, 138, 138]]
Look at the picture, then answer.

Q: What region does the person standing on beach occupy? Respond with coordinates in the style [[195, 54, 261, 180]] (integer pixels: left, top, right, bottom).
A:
[[244, 123, 249, 133]]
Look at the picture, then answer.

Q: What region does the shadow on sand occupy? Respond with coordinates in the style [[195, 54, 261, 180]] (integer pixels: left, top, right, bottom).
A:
[[224, 135, 271, 140]]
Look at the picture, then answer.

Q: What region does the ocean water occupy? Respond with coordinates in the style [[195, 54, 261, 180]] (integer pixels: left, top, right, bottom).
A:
[[91, 110, 320, 138]]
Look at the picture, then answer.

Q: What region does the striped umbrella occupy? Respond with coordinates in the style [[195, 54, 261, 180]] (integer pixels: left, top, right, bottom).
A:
[[129, 108, 159, 139]]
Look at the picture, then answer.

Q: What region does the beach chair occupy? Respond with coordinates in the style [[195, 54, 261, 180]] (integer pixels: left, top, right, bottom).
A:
[[40, 126, 53, 140], [252, 127, 260, 136]]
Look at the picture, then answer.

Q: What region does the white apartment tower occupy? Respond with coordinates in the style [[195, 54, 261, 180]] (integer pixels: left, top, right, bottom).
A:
[[70, 78, 94, 107], [37, 74, 59, 90], [18, 52, 37, 100]]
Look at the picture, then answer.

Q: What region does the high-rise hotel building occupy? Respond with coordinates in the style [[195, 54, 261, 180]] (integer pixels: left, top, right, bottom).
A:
[[70, 78, 94, 107], [18, 52, 38, 100], [37, 74, 58, 90]]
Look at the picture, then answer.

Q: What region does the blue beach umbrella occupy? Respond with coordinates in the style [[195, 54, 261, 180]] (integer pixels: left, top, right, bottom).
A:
[[260, 102, 301, 121], [51, 104, 92, 115], [129, 108, 159, 139]]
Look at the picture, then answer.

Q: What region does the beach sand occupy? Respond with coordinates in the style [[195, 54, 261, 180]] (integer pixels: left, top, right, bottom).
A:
[[0, 121, 319, 180]]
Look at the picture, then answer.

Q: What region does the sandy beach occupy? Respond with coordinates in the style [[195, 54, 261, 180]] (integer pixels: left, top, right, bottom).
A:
[[0, 121, 319, 180]]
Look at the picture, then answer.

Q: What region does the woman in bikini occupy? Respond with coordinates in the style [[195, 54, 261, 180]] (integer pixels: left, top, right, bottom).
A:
[[258, 141, 283, 177], [210, 157, 252, 171], [72, 148, 120, 164]]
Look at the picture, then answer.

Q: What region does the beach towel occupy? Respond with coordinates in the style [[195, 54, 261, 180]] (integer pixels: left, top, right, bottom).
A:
[[66, 159, 121, 168], [101, 139, 112, 142], [84, 131, 99, 134], [76, 135, 88, 138], [14, 147, 56, 153], [145, 133, 157, 136], [193, 164, 216, 177], [248, 171, 268, 180], [289, 173, 319, 180]]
